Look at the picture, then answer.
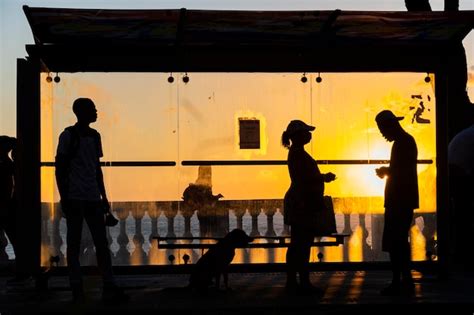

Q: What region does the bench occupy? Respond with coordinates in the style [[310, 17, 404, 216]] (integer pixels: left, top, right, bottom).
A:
[[153, 234, 350, 250]]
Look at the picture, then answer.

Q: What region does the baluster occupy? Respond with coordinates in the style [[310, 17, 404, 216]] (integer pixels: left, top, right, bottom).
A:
[[264, 208, 277, 237], [359, 214, 373, 261], [114, 207, 131, 265], [370, 214, 388, 261], [342, 213, 351, 262], [131, 204, 146, 265], [181, 206, 194, 239], [263, 207, 277, 263], [164, 203, 178, 238], [233, 207, 245, 231], [249, 207, 261, 237], [147, 203, 162, 265]]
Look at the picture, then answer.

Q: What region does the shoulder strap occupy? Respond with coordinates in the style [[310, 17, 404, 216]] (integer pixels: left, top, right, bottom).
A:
[[64, 125, 80, 160]]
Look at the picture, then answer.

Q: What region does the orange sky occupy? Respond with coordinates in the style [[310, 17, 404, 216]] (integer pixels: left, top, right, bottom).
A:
[[40, 72, 437, 212]]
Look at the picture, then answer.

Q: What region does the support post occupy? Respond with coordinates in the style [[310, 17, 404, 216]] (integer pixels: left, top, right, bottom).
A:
[[434, 68, 449, 279], [16, 58, 41, 277]]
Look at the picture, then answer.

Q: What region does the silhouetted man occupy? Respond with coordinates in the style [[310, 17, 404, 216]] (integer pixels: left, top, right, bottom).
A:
[[375, 110, 418, 296], [55, 98, 127, 303]]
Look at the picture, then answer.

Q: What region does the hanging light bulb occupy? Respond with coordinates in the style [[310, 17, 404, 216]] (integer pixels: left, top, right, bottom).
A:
[[54, 72, 61, 83], [300, 73, 308, 83], [168, 73, 174, 83], [424, 73, 431, 83], [182, 72, 190, 84], [316, 72, 322, 83], [46, 73, 52, 83]]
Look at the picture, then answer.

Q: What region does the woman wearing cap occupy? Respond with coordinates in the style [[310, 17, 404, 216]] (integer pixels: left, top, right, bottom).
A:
[[282, 120, 336, 292]]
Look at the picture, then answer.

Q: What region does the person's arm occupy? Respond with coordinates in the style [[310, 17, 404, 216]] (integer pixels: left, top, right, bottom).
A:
[[95, 133, 110, 212], [55, 132, 70, 202]]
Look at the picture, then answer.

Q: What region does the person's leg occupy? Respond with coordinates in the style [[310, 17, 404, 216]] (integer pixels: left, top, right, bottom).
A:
[[65, 201, 85, 300], [83, 201, 128, 303], [400, 210, 414, 286], [298, 230, 315, 288], [389, 248, 402, 286], [285, 227, 298, 288], [83, 201, 114, 285]]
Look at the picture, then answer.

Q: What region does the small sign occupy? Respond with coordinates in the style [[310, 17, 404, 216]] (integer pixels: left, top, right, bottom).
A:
[[239, 119, 260, 149]]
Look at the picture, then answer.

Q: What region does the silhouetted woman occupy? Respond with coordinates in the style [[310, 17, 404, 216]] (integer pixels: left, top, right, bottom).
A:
[[282, 120, 336, 292]]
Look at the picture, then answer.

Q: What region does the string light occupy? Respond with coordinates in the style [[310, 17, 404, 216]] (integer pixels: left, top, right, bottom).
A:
[[167, 72, 174, 83], [316, 72, 323, 83], [424, 73, 431, 83], [53, 72, 61, 83], [182, 72, 190, 84], [46, 73, 52, 83], [301, 72, 308, 83]]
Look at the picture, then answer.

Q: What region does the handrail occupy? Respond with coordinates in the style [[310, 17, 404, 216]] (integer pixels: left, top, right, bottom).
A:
[[181, 159, 433, 166], [40, 159, 433, 167], [41, 161, 176, 167]]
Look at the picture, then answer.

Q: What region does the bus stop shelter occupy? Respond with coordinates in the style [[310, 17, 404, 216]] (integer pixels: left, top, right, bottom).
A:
[[15, 6, 474, 276]]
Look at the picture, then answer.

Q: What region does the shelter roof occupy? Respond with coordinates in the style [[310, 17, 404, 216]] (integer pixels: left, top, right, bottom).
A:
[[23, 6, 474, 72]]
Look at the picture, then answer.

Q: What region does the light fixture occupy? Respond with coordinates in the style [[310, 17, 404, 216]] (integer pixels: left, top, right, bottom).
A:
[[182, 72, 190, 84], [46, 73, 52, 83], [301, 73, 308, 83], [167, 73, 174, 83], [54, 72, 61, 83], [424, 73, 431, 83], [316, 72, 322, 83]]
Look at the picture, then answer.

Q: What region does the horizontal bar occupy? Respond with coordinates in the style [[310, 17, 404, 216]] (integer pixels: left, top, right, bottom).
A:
[[153, 234, 350, 241], [41, 161, 176, 167], [41, 159, 433, 167], [181, 159, 433, 166], [157, 242, 343, 249]]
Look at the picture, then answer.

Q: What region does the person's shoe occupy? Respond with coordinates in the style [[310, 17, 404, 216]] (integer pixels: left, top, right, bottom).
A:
[[102, 284, 130, 304], [380, 283, 401, 296]]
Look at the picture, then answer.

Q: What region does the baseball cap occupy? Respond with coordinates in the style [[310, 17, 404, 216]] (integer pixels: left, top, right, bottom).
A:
[[285, 120, 315, 136], [375, 110, 404, 124]]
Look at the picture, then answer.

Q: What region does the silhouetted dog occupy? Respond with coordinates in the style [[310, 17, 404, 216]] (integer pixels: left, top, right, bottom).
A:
[[189, 229, 253, 290]]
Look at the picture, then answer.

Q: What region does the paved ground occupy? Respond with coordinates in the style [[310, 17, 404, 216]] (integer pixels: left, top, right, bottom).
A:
[[1, 269, 474, 314]]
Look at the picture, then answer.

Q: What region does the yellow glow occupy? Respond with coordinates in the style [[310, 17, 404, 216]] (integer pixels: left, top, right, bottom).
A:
[[348, 226, 363, 262], [410, 225, 427, 261], [323, 244, 344, 263]]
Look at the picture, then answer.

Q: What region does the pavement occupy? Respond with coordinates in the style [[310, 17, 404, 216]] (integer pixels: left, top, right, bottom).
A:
[[1, 269, 474, 314]]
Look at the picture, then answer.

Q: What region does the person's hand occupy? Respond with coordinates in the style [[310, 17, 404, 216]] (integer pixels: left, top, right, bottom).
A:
[[375, 166, 389, 179], [101, 198, 111, 214], [324, 172, 337, 182]]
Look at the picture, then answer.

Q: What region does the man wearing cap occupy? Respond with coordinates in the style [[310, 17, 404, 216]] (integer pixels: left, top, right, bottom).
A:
[[375, 110, 419, 295], [282, 120, 336, 292]]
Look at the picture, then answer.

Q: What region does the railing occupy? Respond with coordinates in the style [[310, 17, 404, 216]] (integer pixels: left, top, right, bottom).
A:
[[0, 199, 437, 266]]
